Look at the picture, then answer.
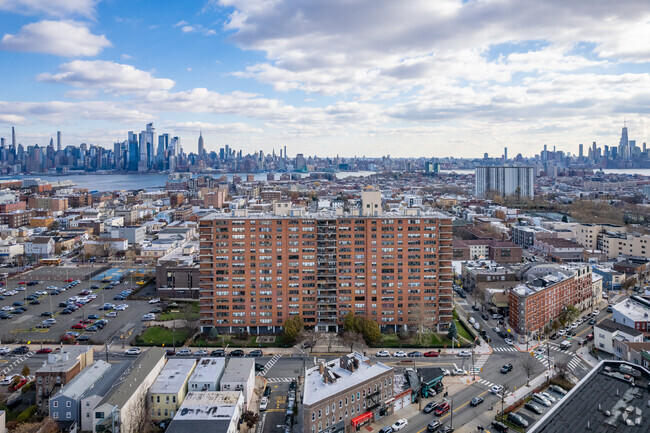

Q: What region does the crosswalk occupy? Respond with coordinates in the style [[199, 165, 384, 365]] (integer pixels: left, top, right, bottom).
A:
[[257, 354, 282, 376], [492, 347, 518, 352], [528, 346, 583, 371], [476, 378, 497, 388], [472, 354, 490, 372], [567, 355, 582, 371], [265, 377, 295, 383]]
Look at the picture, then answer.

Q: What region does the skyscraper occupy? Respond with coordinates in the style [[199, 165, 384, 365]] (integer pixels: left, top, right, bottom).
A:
[[504, 147, 508, 161], [57, 131, 61, 152], [11, 126, 15, 148], [619, 124, 629, 160], [139, 123, 155, 171], [197, 131, 204, 159], [579, 143, 583, 159]]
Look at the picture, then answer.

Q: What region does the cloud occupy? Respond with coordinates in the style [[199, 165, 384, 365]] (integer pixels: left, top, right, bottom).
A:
[[0, 0, 98, 18], [37, 60, 176, 93], [0, 114, 29, 125], [0, 100, 150, 125], [174, 19, 217, 36], [182, 26, 195, 33], [167, 121, 262, 133], [0, 20, 110, 57]]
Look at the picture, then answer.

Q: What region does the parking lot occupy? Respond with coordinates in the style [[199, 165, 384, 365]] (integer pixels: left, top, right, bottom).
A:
[[0, 266, 157, 347], [507, 385, 567, 430]]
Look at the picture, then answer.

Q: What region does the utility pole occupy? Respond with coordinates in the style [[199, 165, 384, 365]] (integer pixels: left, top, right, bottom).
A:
[[471, 345, 476, 380]]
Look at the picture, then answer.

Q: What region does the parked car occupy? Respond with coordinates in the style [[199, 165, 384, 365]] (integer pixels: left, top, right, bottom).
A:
[[470, 396, 484, 407], [36, 348, 52, 354], [376, 350, 390, 357], [504, 338, 514, 346], [457, 350, 471, 357], [541, 392, 557, 403], [451, 368, 467, 376], [491, 421, 508, 433], [525, 402, 543, 414], [391, 419, 408, 431], [11, 346, 29, 355], [255, 363, 265, 372], [211, 349, 226, 357], [408, 351, 423, 357], [229, 349, 244, 357], [247, 349, 263, 357], [427, 420, 442, 432], [423, 351, 439, 357], [177, 349, 192, 356], [423, 401, 439, 414], [481, 313, 489, 320], [77, 336, 90, 343], [0, 347, 11, 355], [8, 378, 28, 392], [532, 393, 552, 407], [549, 385, 567, 395], [259, 396, 269, 411], [124, 348, 141, 355], [194, 349, 209, 356], [393, 351, 407, 357], [507, 413, 529, 428]]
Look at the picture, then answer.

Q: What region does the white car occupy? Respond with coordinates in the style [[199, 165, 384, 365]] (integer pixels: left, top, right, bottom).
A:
[[376, 350, 390, 357], [0, 347, 11, 355], [534, 347, 545, 355], [532, 393, 551, 407], [392, 419, 408, 431], [142, 314, 155, 321], [148, 298, 161, 304], [259, 396, 269, 411], [393, 351, 408, 357], [570, 322, 578, 329], [504, 338, 514, 346], [457, 350, 471, 357], [593, 309, 600, 315], [16, 286, 25, 291], [0, 374, 21, 385], [1, 306, 14, 311], [106, 311, 118, 317], [558, 329, 566, 336], [541, 392, 557, 403], [118, 303, 129, 309], [114, 305, 126, 311], [124, 348, 141, 355], [441, 368, 450, 376], [452, 368, 467, 376], [491, 385, 504, 395]]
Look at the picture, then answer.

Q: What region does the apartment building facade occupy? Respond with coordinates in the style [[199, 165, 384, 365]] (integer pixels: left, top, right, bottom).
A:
[[508, 265, 593, 336], [198, 211, 453, 334]]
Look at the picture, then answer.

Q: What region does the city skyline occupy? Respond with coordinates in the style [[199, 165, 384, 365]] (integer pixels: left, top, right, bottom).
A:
[[2, 1, 650, 157]]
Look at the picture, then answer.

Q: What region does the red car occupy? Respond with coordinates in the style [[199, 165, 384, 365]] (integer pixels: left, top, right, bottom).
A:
[[434, 403, 450, 416], [424, 351, 440, 357], [64, 278, 74, 282], [71, 323, 86, 329], [18, 281, 27, 285], [81, 319, 93, 324], [60, 334, 75, 342], [36, 348, 52, 354], [9, 378, 28, 391]]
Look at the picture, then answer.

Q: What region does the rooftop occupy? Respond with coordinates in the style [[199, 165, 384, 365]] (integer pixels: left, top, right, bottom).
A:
[[530, 361, 650, 433], [221, 358, 254, 383], [37, 346, 93, 374], [188, 358, 225, 385], [303, 352, 393, 406], [612, 297, 650, 322], [54, 360, 111, 401], [166, 391, 242, 433], [200, 209, 450, 221], [149, 359, 197, 395], [595, 318, 643, 337]]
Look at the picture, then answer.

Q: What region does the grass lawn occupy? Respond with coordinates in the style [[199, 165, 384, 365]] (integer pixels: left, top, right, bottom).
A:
[[159, 302, 200, 321], [455, 319, 474, 342], [135, 326, 190, 347]]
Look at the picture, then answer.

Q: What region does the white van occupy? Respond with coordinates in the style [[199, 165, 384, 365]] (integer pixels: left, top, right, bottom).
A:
[[469, 317, 476, 325], [560, 340, 572, 350]]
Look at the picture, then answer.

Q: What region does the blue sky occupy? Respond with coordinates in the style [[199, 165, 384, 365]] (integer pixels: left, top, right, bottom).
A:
[[1, 0, 650, 157]]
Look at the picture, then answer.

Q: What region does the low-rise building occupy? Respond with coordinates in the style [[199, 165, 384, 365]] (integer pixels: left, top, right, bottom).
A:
[[93, 347, 166, 433], [220, 358, 255, 410], [36, 346, 94, 406], [25, 236, 55, 258], [166, 391, 243, 433], [188, 358, 226, 392], [593, 318, 644, 355], [149, 358, 197, 421], [302, 353, 394, 433], [460, 260, 519, 297], [612, 296, 650, 338]]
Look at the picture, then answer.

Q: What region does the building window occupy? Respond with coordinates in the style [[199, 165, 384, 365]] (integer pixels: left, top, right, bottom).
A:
[[339, 400, 342, 408], [53, 401, 58, 408], [172, 396, 176, 403], [66, 412, 71, 419], [312, 412, 315, 421], [318, 409, 321, 418], [53, 413, 58, 419], [66, 401, 71, 407], [156, 396, 160, 403]]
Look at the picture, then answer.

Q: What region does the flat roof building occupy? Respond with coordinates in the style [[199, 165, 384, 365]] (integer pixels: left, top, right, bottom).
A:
[[188, 357, 226, 392], [220, 358, 255, 410], [166, 391, 244, 433], [149, 358, 197, 421]]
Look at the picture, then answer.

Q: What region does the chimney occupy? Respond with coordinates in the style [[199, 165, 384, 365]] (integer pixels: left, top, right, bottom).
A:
[[319, 362, 324, 375]]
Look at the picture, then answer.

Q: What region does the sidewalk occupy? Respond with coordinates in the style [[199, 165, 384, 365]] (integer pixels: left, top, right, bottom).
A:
[[364, 400, 422, 432]]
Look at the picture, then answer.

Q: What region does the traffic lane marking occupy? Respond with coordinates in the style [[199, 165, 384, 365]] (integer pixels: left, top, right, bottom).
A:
[[415, 389, 492, 433]]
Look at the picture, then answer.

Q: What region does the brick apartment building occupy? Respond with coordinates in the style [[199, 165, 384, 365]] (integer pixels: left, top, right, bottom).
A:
[[199, 205, 453, 334], [509, 265, 593, 336]]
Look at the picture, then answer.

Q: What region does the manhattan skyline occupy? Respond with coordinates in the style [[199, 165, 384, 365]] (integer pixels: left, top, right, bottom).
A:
[[2, 0, 650, 157]]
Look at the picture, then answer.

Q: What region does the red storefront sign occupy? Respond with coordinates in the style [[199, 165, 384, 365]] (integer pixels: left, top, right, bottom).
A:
[[351, 411, 373, 428]]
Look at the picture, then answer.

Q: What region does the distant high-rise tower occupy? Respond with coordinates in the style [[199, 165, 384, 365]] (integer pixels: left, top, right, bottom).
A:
[[198, 131, 204, 158], [11, 126, 15, 148], [592, 142, 597, 161], [57, 131, 61, 151], [284, 145, 287, 161], [619, 123, 629, 160], [504, 147, 508, 161], [579, 143, 583, 159]]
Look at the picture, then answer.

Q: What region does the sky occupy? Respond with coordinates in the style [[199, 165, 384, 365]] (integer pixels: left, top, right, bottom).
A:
[[1, 0, 650, 158]]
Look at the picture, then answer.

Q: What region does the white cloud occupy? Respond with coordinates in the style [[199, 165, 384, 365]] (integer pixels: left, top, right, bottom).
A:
[[0, 0, 98, 18], [0, 20, 110, 57], [0, 114, 29, 125], [37, 60, 176, 93], [182, 26, 195, 33]]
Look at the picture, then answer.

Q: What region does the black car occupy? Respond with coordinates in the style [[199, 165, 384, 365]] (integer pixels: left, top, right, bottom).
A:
[[0, 312, 11, 319], [229, 349, 244, 357], [29, 299, 40, 305], [263, 386, 271, 398], [498, 331, 509, 339], [90, 285, 100, 290], [12, 301, 24, 307], [501, 363, 513, 374], [25, 295, 37, 300], [12, 308, 24, 314], [11, 346, 29, 355], [472, 305, 480, 311], [211, 349, 226, 357], [423, 401, 439, 414], [470, 396, 484, 406], [41, 311, 53, 317], [77, 336, 91, 342], [507, 413, 529, 428], [589, 318, 596, 325], [255, 363, 265, 372], [247, 349, 263, 357], [427, 420, 442, 432], [491, 421, 508, 433], [88, 314, 99, 319], [289, 380, 297, 392], [60, 309, 72, 314], [550, 333, 558, 340], [481, 313, 489, 320], [59, 302, 69, 308]]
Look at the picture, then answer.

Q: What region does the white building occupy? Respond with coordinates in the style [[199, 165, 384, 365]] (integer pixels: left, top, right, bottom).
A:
[[612, 296, 650, 338], [188, 358, 225, 392], [475, 166, 535, 198], [166, 391, 243, 433], [594, 318, 643, 355], [220, 358, 255, 410]]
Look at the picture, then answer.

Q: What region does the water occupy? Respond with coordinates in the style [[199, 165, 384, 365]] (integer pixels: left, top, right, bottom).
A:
[[600, 168, 650, 176], [0, 171, 375, 192]]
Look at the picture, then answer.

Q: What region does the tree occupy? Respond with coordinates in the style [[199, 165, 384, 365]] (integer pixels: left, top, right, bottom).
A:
[[179, 302, 199, 332], [361, 319, 381, 345], [447, 321, 458, 341], [241, 410, 260, 429], [561, 214, 569, 223], [520, 355, 537, 386], [343, 312, 358, 332], [621, 277, 637, 291], [282, 315, 304, 345], [342, 330, 365, 352], [21, 365, 30, 377], [298, 329, 318, 353], [208, 327, 219, 340], [556, 360, 570, 380]]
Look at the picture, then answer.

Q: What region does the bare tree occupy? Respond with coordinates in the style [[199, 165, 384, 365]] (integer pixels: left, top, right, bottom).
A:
[[127, 391, 154, 433], [342, 330, 366, 352], [298, 329, 318, 353], [520, 355, 537, 386], [179, 302, 199, 333], [555, 360, 570, 380], [241, 410, 260, 429]]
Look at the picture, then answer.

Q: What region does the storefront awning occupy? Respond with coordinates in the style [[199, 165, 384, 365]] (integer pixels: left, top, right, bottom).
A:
[[351, 411, 373, 427]]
